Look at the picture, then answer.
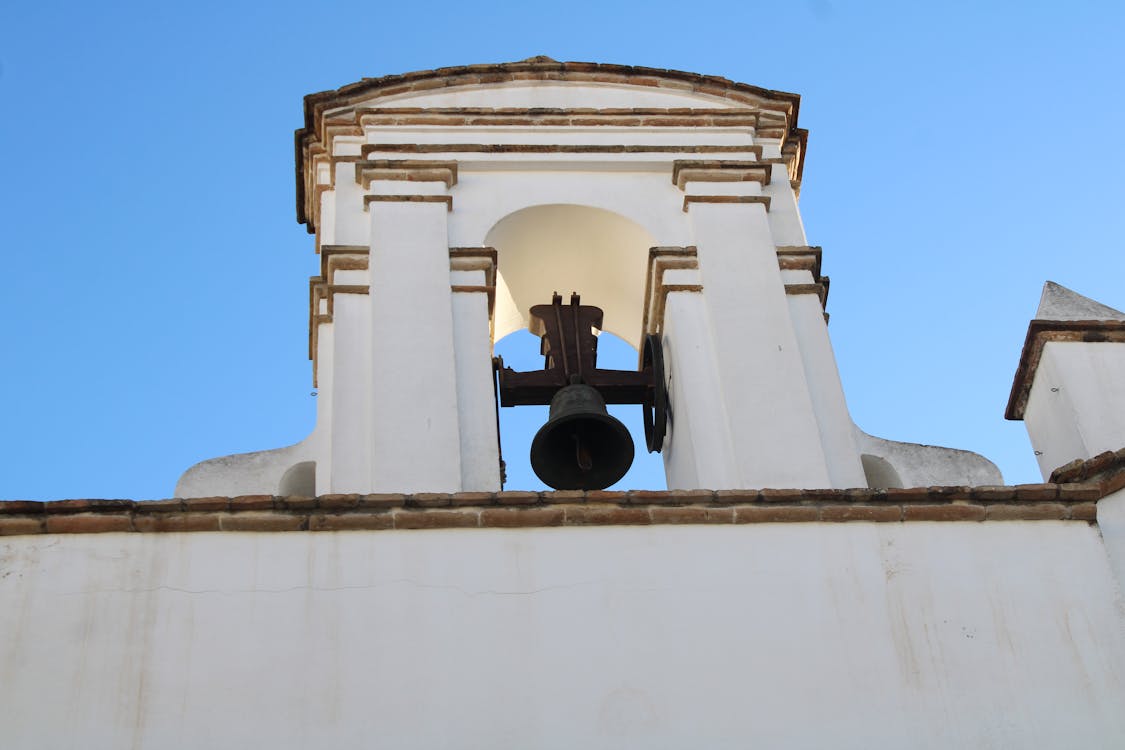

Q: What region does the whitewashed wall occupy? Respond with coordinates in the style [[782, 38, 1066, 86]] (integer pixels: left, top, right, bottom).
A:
[[3, 523, 1124, 749]]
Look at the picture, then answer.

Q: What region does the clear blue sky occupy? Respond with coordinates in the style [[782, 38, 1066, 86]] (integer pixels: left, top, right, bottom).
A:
[[2, 1, 1123, 499]]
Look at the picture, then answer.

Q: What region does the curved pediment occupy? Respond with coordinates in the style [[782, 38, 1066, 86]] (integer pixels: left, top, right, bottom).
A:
[[300, 57, 801, 132], [295, 59, 804, 228]]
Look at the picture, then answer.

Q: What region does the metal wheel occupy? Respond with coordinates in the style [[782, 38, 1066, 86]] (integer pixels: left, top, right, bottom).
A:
[[642, 334, 668, 453]]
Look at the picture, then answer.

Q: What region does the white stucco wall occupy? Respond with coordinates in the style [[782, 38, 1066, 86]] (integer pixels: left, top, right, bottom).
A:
[[1025, 342, 1125, 478], [3, 523, 1124, 749]]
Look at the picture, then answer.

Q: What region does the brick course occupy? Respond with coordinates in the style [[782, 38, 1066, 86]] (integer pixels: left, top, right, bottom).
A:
[[1, 472, 1121, 538]]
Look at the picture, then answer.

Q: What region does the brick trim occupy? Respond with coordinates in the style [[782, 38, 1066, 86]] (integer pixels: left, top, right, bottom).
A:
[[354, 107, 765, 129], [671, 160, 773, 190], [363, 194, 453, 211], [1005, 319, 1125, 419], [0, 481, 1113, 538], [355, 159, 458, 189], [359, 143, 765, 157], [682, 195, 771, 212], [642, 246, 701, 336]]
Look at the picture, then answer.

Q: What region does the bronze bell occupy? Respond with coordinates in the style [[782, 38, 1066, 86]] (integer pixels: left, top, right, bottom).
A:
[[530, 384, 634, 490]]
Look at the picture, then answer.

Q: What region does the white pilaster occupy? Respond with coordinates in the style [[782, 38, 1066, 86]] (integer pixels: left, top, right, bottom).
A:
[[689, 200, 832, 488], [368, 198, 463, 492]]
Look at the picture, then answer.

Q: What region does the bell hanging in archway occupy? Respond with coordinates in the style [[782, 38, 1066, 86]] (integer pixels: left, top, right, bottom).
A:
[[530, 384, 634, 490]]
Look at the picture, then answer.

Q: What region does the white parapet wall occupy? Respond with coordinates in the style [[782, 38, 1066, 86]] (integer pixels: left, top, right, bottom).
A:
[[3, 522, 1125, 749]]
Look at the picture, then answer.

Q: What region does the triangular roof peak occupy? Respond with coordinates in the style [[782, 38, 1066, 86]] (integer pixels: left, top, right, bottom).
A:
[[1036, 281, 1125, 321]]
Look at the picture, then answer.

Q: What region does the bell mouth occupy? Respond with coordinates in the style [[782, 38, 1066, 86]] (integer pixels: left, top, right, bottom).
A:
[[530, 385, 635, 490]]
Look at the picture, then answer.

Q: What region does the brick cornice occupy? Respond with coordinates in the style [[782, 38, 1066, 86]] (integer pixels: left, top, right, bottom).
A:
[[1005, 319, 1125, 419], [301, 61, 801, 137], [1, 481, 1114, 538], [297, 59, 804, 229]]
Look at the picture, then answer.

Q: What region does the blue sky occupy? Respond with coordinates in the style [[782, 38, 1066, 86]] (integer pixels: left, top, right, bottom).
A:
[[2, 1, 1123, 499]]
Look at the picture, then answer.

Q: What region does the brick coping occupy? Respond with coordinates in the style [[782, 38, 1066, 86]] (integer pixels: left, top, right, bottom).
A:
[[2, 474, 1123, 538]]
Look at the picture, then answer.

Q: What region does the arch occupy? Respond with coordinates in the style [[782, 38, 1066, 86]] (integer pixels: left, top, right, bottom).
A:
[[861, 454, 903, 490], [485, 204, 656, 349], [278, 461, 316, 497]]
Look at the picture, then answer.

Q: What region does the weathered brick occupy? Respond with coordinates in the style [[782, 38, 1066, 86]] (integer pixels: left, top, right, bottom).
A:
[[480, 508, 565, 528], [0, 517, 44, 536], [564, 506, 651, 526], [1049, 457, 1087, 483], [844, 488, 877, 503], [1102, 471, 1125, 496], [219, 513, 306, 532], [276, 496, 318, 511], [1057, 484, 1102, 501], [883, 487, 934, 503], [903, 504, 987, 522], [650, 506, 733, 524], [319, 494, 363, 510], [358, 494, 405, 510], [46, 514, 133, 533], [394, 509, 479, 529], [985, 503, 1067, 521], [541, 490, 585, 503], [133, 513, 222, 532], [673, 490, 716, 504], [1068, 503, 1098, 522], [1013, 484, 1059, 501], [714, 489, 760, 504], [734, 505, 818, 523], [183, 496, 229, 512], [409, 493, 452, 508], [971, 486, 1017, 501], [585, 491, 627, 503], [626, 490, 675, 505], [450, 492, 496, 506], [309, 513, 394, 531], [495, 491, 539, 506], [821, 505, 901, 522], [759, 489, 804, 503], [926, 486, 974, 500], [804, 489, 851, 502], [229, 495, 275, 511], [44, 499, 101, 514], [0, 501, 44, 514], [133, 499, 183, 513]]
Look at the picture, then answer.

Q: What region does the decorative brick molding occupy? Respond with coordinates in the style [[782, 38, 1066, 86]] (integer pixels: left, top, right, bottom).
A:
[[1006, 319, 1125, 419], [1049, 446, 1125, 493], [776, 245, 822, 278], [671, 160, 773, 190], [1, 480, 1116, 538], [449, 247, 498, 328], [641, 246, 701, 336], [363, 194, 453, 211], [784, 282, 829, 309], [353, 107, 766, 129], [359, 143, 765, 157], [682, 195, 771, 212], [355, 159, 458, 189], [308, 245, 370, 385]]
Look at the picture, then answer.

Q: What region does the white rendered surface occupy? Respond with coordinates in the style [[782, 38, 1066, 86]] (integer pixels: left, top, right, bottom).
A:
[[3, 524, 1125, 749], [1025, 342, 1125, 478], [180, 75, 1000, 494]]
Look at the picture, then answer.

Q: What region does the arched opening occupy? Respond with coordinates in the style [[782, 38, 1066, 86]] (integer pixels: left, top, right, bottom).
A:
[[486, 204, 665, 490], [279, 461, 316, 497], [487, 204, 653, 349], [861, 454, 903, 490]]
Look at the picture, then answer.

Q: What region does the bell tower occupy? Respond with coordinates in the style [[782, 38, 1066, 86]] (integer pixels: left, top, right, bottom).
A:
[[177, 58, 999, 496]]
